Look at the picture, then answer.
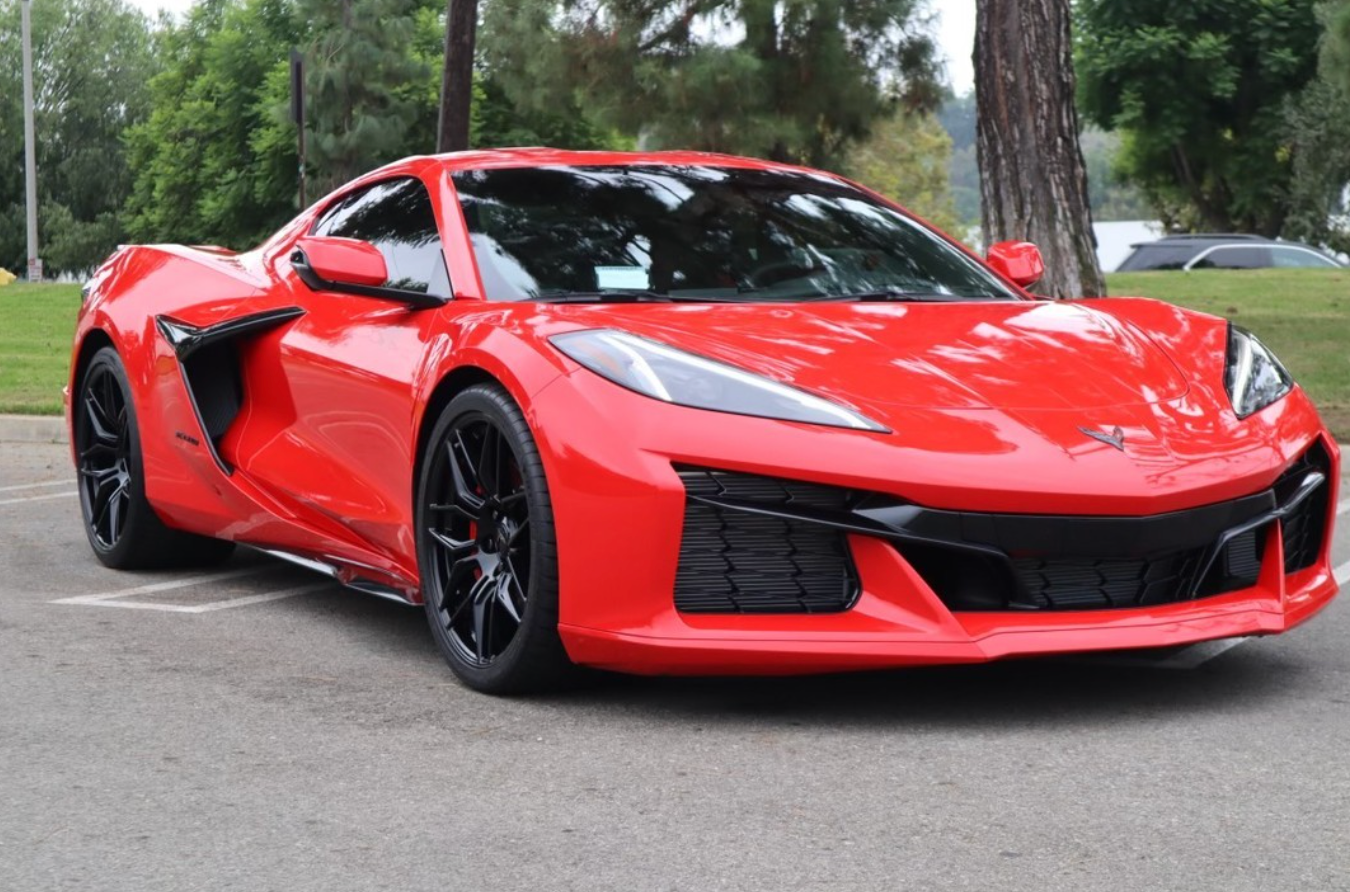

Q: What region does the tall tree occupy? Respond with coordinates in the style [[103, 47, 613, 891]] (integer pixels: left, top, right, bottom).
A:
[[1077, 0, 1322, 235], [975, 0, 1103, 297], [124, 0, 301, 248], [437, 0, 478, 151], [0, 0, 158, 275], [481, 0, 941, 170], [298, 0, 427, 194], [845, 110, 964, 237]]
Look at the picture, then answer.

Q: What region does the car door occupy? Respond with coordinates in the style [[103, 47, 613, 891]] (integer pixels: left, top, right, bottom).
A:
[[227, 176, 454, 586]]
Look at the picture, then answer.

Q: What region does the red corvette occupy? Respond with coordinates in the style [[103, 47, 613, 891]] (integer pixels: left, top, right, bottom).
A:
[[67, 149, 1341, 693]]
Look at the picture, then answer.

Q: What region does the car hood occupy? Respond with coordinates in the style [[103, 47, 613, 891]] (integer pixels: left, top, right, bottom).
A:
[[547, 300, 1190, 413]]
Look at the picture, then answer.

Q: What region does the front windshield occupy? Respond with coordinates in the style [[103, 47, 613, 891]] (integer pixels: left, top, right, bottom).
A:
[[451, 165, 1019, 303]]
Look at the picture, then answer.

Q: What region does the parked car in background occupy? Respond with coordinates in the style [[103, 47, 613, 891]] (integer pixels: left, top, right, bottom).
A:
[[1117, 234, 1345, 272]]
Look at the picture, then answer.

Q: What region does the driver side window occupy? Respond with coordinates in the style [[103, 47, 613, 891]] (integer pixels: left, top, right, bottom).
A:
[[312, 177, 452, 297]]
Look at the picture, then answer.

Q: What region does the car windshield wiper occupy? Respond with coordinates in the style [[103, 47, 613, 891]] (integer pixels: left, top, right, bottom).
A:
[[804, 289, 989, 303]]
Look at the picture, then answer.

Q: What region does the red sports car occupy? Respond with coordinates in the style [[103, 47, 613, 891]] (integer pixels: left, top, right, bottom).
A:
[[67, 149, 1341, 693]]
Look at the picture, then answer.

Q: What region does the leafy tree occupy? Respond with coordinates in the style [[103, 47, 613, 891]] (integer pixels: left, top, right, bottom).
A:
[[844, 110, 964, 238], [124, 0, 302, 248], [1077, 0, 1323, 235], [481, 0, 942, 169], [0, 0, 157, 275], [1283, 1, 1350, 253]]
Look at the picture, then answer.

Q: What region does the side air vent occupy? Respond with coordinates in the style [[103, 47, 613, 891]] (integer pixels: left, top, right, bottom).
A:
[[156, 308, 305, 474]]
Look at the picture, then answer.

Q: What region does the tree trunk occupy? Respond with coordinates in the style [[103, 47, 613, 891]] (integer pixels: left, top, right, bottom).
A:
[[437, 0, 479, 153], [975, 0, 1104, 298]]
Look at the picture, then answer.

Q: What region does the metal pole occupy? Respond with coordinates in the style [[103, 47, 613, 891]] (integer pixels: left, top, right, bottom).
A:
[[21, 0, 41, 282], [290, 50, 306, 209]]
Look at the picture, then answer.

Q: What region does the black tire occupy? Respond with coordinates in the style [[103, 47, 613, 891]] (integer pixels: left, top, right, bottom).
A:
[[415, 383, 576, 694], [74, 347, 235, 569]]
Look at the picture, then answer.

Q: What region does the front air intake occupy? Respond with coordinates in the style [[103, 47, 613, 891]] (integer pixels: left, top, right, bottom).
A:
[[674, 469, 859, 614]]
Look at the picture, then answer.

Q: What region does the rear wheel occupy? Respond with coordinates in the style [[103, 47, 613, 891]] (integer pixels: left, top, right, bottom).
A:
[[416, 384, 575, 694], [74, 347, 234, 569]]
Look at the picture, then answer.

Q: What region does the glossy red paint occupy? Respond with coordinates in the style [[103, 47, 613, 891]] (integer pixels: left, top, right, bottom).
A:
[[67, 149, 1342, 676], [987, 240, 1046, 288], [295, 236, 388, 286]]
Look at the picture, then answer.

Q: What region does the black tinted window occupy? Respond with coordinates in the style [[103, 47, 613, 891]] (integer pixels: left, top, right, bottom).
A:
[[1117, 245, 1196, 271], [313, 178, 450, 296], [452, 165, 1017, 302], [1191, 246, 1270, 270]]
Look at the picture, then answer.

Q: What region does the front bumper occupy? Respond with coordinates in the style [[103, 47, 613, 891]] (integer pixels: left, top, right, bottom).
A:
[[532, 373, 1341, 675]]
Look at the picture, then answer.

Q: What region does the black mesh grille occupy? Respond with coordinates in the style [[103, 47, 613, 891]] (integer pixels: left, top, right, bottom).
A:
[[675, 469, 858, 614], [1276, 443, 1331, 574], [1009, 551, 1206, 610]]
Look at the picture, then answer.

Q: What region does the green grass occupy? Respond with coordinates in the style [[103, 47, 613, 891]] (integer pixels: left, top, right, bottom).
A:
[[0, 283, 82, 415], [1, 271, 1346, 437], [1109, 268, 1349, 439]]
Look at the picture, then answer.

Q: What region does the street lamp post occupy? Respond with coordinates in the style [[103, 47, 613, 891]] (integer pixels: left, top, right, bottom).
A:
[[21, 0, 41, 282]]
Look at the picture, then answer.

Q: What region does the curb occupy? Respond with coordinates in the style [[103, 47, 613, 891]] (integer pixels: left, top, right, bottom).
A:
[[0, 414, 67, 444]]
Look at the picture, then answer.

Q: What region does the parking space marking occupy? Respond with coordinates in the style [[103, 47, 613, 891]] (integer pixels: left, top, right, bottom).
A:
[[1336, 560, 1350, 588], [0, 480, 72, 493], [54, 581, 330, 613], [0, 490, 77, 506], [52, 567, 271, 605], [1337, 497, 1349, 517]]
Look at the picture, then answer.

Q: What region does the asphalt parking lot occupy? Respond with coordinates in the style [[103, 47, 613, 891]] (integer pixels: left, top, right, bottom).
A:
[[2, 435, 1349, 891]]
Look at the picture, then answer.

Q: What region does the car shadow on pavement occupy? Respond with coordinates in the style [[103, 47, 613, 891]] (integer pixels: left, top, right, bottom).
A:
[[549, 646, 1307, 730], [268, 581, 1312, 730]]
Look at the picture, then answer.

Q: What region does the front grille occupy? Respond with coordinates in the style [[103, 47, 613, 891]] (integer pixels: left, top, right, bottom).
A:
[[1276, 443, 1331, 573], [674, 469, 859, 614], [1010, 550, 1207, 610]]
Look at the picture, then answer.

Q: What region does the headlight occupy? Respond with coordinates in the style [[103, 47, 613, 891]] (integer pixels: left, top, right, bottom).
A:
[[1225, 324, 1293, 418], [550, 329, 888, 432]]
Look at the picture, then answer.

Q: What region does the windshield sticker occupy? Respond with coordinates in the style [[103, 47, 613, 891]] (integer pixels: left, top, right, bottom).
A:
[[596, 266, 650, 290]]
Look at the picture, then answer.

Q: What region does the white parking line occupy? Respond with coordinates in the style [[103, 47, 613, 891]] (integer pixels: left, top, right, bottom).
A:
[[1337, 497, 1349, 517], [0, 480, 72, 493], [56, 582, 329, 613], [52, 566, 330, 613], [0, 491, 77, 506], [52, 567, 269, 605], [1336, 560, 1350, 588]]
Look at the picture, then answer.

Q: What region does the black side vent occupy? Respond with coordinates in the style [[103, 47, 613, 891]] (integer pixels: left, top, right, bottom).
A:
[[674, 469, 859, 614], [1277, 443, 1331, 573], [156, 308, 304, 475], [182, 340, 242, 443]]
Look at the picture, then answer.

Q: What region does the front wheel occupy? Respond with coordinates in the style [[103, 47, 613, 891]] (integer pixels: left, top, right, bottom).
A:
[[415, 384, 576, 694]]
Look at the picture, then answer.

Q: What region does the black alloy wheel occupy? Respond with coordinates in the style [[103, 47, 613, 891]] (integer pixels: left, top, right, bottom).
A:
[[76, 357, 132, 550], [73, 347, 234, 569], [417, 384, 574, 693]]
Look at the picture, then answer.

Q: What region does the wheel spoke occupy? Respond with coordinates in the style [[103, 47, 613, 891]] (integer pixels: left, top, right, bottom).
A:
[[107, 481, 127, 540], [477, 423, 501, 497], [440, 555, 480, 621], [498, 490, 527, 509], [84, 391, 116, 444], [499, 558, 526, 624], [427, 527, 475, 557], [429, 502, 478, 522], [448, 434, 484, 511], [506, 518, 530, 548]]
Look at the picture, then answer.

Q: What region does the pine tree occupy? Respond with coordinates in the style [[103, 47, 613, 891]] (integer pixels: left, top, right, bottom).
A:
[[298, 0, 428, 195], [481, 0, 941, 170]]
